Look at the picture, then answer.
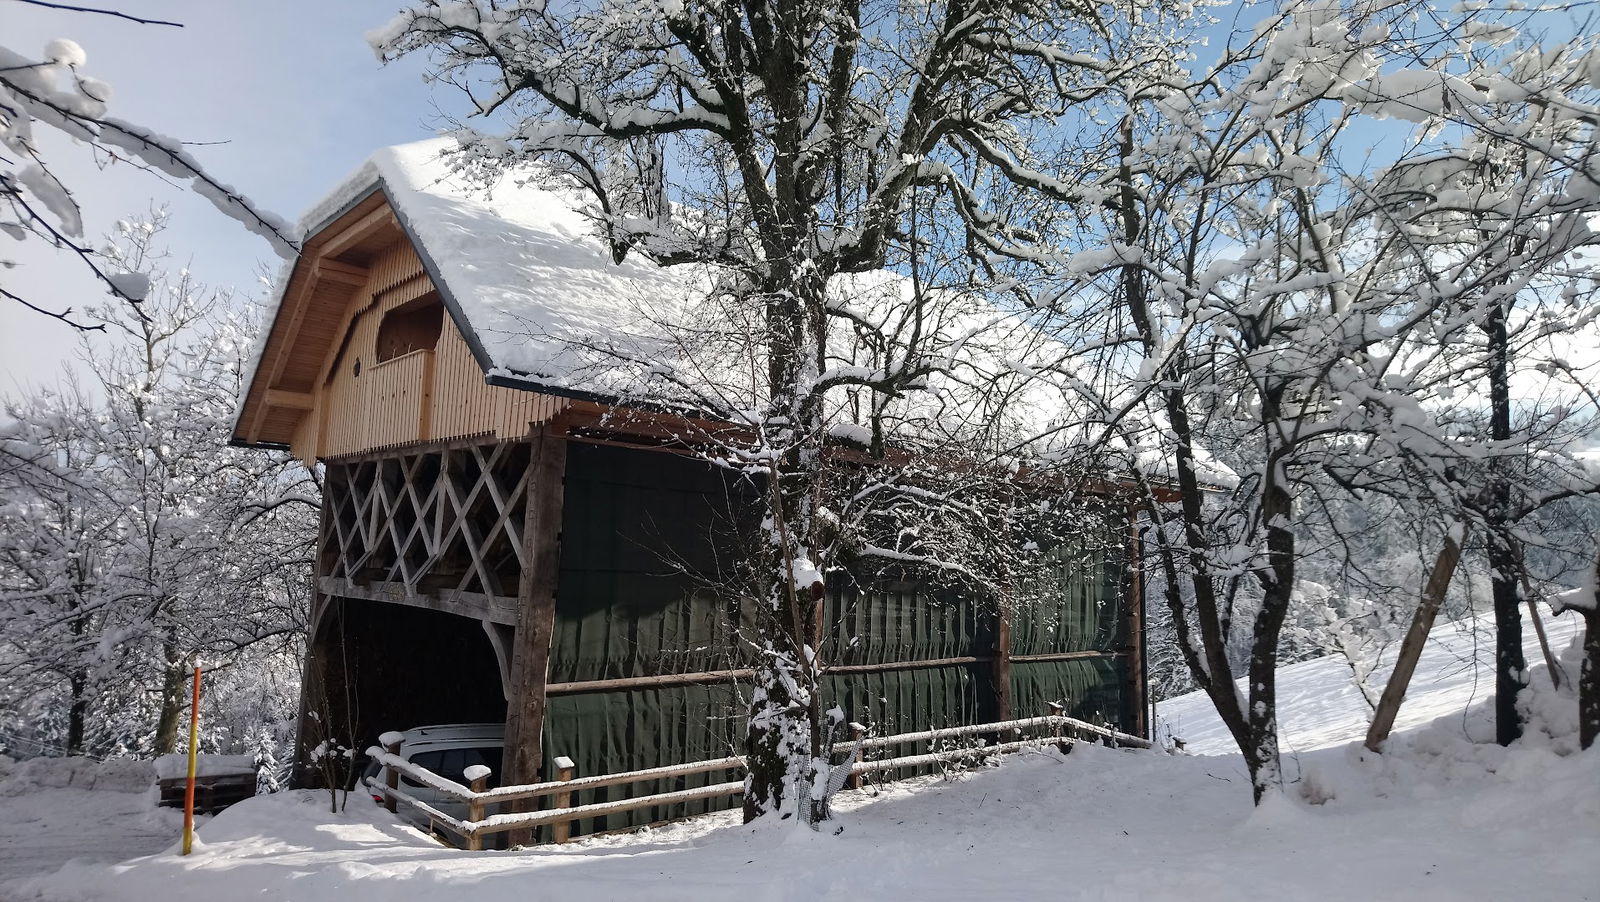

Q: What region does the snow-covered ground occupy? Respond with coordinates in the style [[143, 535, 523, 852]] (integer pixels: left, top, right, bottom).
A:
[[1156, 609, 1583, 756], [0, 789, 179, 888], [0, 758, 183, 891], [4, 613, 1595, 902]]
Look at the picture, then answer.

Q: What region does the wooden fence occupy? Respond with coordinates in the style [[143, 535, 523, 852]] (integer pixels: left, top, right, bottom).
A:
[[363, 708, 1151, 850]]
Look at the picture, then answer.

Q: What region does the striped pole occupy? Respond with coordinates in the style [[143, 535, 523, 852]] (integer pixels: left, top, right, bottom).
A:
[[182, 664, 201, 856]]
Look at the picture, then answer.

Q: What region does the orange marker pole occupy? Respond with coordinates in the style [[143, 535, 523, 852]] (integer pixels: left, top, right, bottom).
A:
[[182, 664, 201, 856]]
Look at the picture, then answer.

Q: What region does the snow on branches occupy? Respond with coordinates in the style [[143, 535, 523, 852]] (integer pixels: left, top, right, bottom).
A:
[[1, 28, 297, 327]]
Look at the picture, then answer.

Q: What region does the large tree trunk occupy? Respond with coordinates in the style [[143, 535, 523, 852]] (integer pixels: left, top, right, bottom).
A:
[[1574, 555, 1600, 750], [153, 642, 187, 754], [66, 671, 88, 756], [65, 604, 90, 755], [1243, 461, 1295, 803], [743, 469, 825, 823], [1485, 300, 1525, 746], [1581, 608, 1599, 750], [744, 263, 829, 825]]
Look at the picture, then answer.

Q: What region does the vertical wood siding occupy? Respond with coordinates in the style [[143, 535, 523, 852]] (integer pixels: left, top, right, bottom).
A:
[[289, 239, 569, 462]]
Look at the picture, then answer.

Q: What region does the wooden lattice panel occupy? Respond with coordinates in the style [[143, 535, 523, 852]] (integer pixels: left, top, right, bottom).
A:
[[320, 437, 535, 623]]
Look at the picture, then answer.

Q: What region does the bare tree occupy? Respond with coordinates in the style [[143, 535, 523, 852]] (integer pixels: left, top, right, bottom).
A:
[[0, 212, 316, 757], [1027, 0, 1600, 800]]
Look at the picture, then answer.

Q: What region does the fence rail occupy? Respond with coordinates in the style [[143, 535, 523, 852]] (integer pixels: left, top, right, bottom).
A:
[[363, 710, 1150, 849]]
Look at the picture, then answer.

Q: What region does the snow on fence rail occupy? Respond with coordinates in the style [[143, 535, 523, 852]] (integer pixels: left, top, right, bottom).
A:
[[363, 710, 1150, 849]]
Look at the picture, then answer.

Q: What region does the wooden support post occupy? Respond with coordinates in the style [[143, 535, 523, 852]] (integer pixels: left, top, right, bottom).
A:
[[382, 736, 401, 814], [1365, 529, 1466, 753], [464, 771, 490, 852], [551, 756, 577, 844], [1046, 701, 1071, 753], [847, 723, 867, 791], [1125, 504, 1149, 739], [503, 424, 568, 847], [993, 602, 1012, 722], [291, 496, 337, 790]]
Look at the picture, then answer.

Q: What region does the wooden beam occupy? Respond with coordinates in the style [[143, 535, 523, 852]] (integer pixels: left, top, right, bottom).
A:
[[316, 576, 517, 625], [245, 269, 316, 443], [1364, 530, 1467, 753], [1126, 504, 1149, 739], [265, 389, 315, 411], [318, 206, 399, 261], [246, 257, 370, 443], [824, 655, 987, 674], [312, 258, 372, 288], [503, 423, 568, 844], [1008, 649, 1128, 664], [994, 601, 1013, 722], [538, 650, 1139, 700], [292, 497, 339, 789], [325, 431, 497, 465], [546, 669, 755, 695]]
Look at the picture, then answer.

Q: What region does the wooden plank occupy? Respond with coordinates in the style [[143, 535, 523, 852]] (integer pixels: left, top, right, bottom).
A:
[[419, 347, 435, 441], [264, 389, 315, 411], [474, 782, 744, 838], [318, 205, 400, 261], [1008, 649, 1128, 664], [545, 668, 755, 695], [1364, 529, 1467, 753], [1125, 503, 1149, 739], [502, 423, 568, 843], [472, 756, 744, 806], [536, 651, 1130, 698], [849, 738, 1067, 776], [325, 431, 498, 465], [316, 576, 517, 625], [312, 258, 371, 288], [994, 601, 1012, 721], [823, 655, 987, 674]]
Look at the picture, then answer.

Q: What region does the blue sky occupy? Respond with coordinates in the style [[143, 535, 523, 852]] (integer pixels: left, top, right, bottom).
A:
[[2, 1, 453, 390]]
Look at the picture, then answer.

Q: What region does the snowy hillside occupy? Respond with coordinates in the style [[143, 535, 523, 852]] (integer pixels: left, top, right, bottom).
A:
[[1159, 608, 1586, 755], [6, 612, 1595, 902]]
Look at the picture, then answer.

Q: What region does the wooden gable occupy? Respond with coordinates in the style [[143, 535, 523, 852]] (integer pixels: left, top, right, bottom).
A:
[[234, 191, 571, 464]]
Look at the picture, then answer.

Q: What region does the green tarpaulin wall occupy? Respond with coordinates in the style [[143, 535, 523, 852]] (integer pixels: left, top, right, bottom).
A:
[[537, 443, 1138, 838]]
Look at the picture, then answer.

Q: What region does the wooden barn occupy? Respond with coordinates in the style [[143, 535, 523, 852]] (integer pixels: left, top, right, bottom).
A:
[[232, 139, 1148, 834]]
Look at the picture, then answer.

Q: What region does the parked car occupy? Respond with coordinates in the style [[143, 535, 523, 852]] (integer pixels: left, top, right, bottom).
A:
[[363, 723, 505, 834]]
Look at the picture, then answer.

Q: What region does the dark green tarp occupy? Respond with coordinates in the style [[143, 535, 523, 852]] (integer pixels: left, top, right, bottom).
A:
[[538, 443, 1137, 837]]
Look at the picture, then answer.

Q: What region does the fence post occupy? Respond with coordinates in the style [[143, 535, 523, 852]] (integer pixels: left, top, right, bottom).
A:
[[847, 723, 867, 791], [1046, 702, 1070, 752], [382, 736, 402, 815], [465, 769, 490, 852], [551, 756, 577, 845]]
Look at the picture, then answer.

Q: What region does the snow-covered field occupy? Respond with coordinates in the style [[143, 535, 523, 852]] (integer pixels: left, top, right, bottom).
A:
[[0, 789, 179, 889], [4, 613, 1595, 902], [0, 758, 181, 890]]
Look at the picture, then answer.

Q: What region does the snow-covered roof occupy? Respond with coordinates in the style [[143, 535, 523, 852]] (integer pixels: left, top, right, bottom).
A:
[[237, 139, 1232, 490], [300, 137, 691, 400]]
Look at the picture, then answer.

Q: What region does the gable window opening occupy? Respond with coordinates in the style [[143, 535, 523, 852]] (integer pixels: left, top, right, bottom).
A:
[[375, 293, 444, 364]]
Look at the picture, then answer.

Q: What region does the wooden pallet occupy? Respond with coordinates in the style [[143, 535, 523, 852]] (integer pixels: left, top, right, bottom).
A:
[[157, 774, 256, 815]]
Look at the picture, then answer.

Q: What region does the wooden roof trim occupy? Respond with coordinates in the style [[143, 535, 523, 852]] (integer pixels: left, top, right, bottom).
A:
[[264, 389, 315, 411], [318, 205, 400, 261], [238, 186, 395, 445], [313, 258, 371, 287]]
